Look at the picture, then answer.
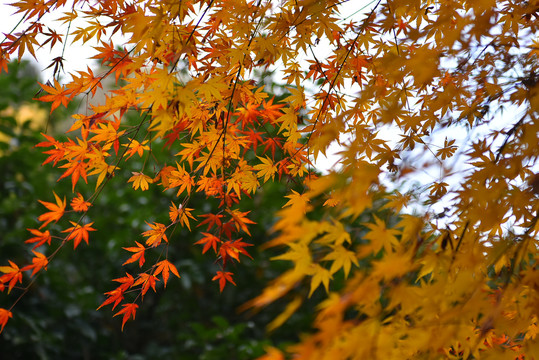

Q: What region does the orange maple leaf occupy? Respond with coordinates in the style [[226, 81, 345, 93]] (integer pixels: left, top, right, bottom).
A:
[[227, 209, 256, 236], [195, 232, 221, 254], [25, 229, 52, 249], [122, 241, 146, 267], [113, 272, 135, 291], [219, 239, 253, 264], [142, 222, 168, 247], [0, 308, 13, 333], [58, 160, 89, 191], [122, 138, 150, 160], [212, 271, 236, 292], [37, 192, 66, 228], [230, 238, 253, 259], [35, 133, 65, 166], [21, 250, 49, 277], [0, 53, 8, 74], [133, 273, 159, 296], [62, 221, 96, 249], [153, 260, 180, 287], [98, 288, 124, 311], [169, 202, 196, 230], [71, 193, 91, 212], [35, 79, 73, 113], [114, 302, 138, 331], [0, 260, 23, 293], [98, 273, 135, 311], [197, 213, 224, 231]]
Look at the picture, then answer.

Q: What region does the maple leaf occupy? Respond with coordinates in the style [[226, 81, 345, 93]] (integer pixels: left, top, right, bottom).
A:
[[35, 133, 65, 166], [154, 165, 175, 187], [261, 97, 285, 121], [428, 181, 449, 199], [25, 229, 52, 249], [98, 288, 125, 311], [57, 160, 89, 192], [37, 192, 66, 229], [219, 239, 253, 263], [283, 189, 310, 211], [362, 216, 400, 255], [21, 250, 49, 277], [0, 260, 23, 293], [308, 264, 332, 297], [98, 272, 136, 311], [153, 260, 180, 287], [436, 138, 457, 160], [133, 273, 159, 296], [195, 232, 221, 254], [253, 156, 278, 182], [122, 138, 150, 160], [322, 245, 359, 278], [197, 213, 224, 232], [168, 165, 195, 196], [371, 251, 414, 282], [114, 303, 138, 331], [142, 222, 168, 247], [236, 102, 259, 125], [226, 209, 256, 236], [67, 67, 103, 96], [122, 241, 146, 267], [45, 56, 65, 78], [212, 271, 236, 292], [113, 272, 135, 292], [128, 172, 153, 191], [219, 241, 240, 263], [272, 242, 312, 274], [89, 122, 125, 145], [62, 221, 96, 249], [169, 202, 196, 230], [71, 193, 91, 212], [4, 32, 39, 60], [0, 308, 13, 333], [35, 79, 73, 113], [87, 160, 118, 190]]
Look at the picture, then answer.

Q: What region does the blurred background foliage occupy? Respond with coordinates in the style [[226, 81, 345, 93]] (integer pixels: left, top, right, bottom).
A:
[[0, 60, 319, 359]]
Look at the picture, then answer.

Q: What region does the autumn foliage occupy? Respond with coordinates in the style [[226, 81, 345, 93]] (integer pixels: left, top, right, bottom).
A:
[[1, 0, 539, 358]]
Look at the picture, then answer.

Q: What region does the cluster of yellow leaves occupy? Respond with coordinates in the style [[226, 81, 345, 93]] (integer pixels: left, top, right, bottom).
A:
[[0, 0, 538, 357], [239, 0, 539, 358]]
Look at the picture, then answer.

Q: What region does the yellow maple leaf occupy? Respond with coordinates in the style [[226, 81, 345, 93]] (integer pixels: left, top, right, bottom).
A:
[[128, 172, 153, 191], [253, 156, 278, 182], [362, 216, 400, 255], [308, 264, 332, 297]]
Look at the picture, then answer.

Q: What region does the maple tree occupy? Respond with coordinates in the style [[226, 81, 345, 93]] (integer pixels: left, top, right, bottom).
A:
[[1, 0, 539, 358]]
